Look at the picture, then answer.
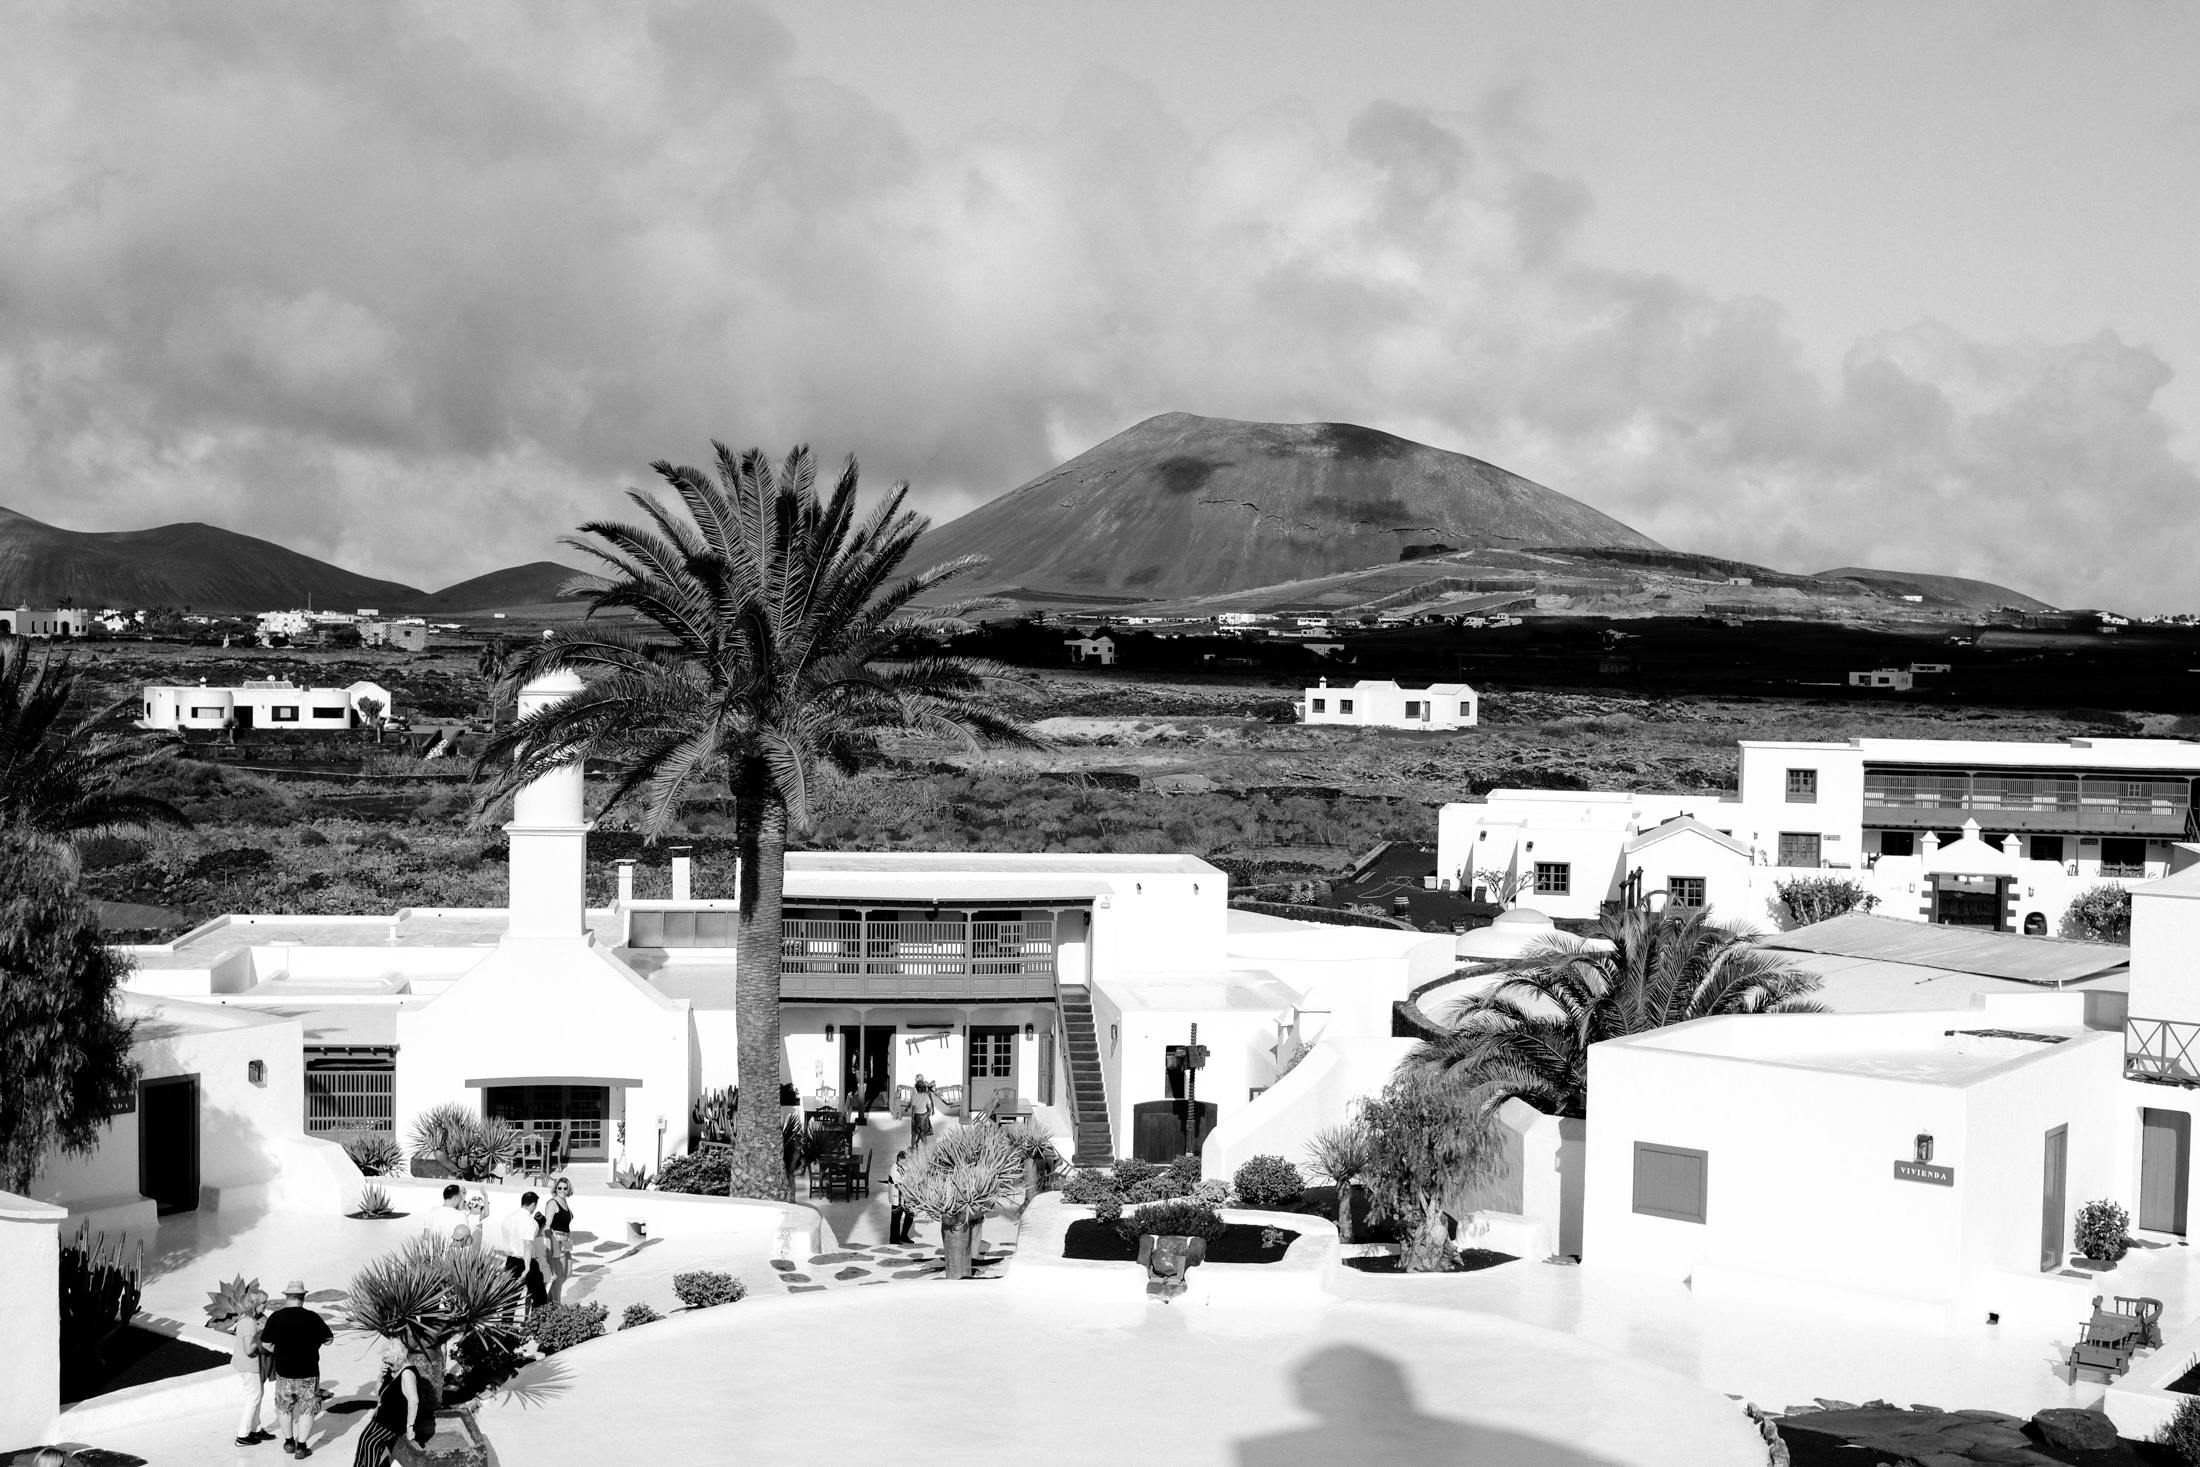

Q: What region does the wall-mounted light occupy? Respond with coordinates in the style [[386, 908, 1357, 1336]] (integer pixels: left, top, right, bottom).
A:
[[1109, 1022, 1119, 1048], [1914, 1132, 1934, 1164], [247, 1060, 266, 1085], [1525, 841, 1535, 852], [1024, 1023, 1036, 1038], [824, 1023, 835, 1040]]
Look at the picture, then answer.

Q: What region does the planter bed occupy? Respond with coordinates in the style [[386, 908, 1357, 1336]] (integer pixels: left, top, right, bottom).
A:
[[61, 1326, 229, 1405], [1342, 1248, 1515, 1275], [1062, 1219, 1299, 1265]]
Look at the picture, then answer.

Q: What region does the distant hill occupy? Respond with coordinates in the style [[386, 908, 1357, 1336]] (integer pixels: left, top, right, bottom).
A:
[[0, 504, 424, 614], [409, 561, 588, 613], [1816, 567, 2054, 613], [913, 412, 1663, 600]]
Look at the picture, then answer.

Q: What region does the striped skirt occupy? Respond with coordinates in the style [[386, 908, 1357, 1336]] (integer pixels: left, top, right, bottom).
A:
[[352, 1419, 403, 1467]]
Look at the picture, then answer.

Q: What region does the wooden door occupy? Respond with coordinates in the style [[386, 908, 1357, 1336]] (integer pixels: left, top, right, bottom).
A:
[[2041, 1124, 2068, 1271], [966, 1025, 1018, 1118], [2142, 1109, 2191, 1235], [139, 1076, 201, 1215]]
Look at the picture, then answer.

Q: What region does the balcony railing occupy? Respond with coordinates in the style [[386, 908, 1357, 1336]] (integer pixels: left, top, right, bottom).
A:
[[781, 917, 1057, 1001], [1864, 769, 2192, 835], [2127, 1017, 2200, 1085]]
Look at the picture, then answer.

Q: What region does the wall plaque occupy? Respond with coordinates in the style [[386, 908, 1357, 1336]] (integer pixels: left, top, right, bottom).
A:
[[1893, 1160, 1954, 1186]]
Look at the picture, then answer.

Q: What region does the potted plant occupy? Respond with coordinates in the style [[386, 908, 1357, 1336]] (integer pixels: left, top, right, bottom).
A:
[[2075, 1199, 2131, 1267], [408, 1103, 522, 1181], [899, 1125, 1027, 1279]]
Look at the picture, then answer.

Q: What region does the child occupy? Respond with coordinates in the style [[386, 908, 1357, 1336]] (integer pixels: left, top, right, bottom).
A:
[[888, 1149, 915, 1245]]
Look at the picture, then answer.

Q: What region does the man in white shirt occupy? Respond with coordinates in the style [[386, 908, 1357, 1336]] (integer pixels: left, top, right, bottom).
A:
[[489, 1191, 547, 1313], [418, 1184, 469, 1244]]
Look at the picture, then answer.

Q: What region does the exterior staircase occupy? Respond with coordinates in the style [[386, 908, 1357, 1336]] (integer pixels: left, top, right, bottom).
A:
[[1056, 986, 1115, 1166]]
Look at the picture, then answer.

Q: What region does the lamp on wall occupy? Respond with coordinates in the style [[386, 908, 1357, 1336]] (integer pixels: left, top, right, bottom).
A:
[[1914, 1132, 1934, 1164], [824, 1023, 835, 1039], [1024, 1023, 1035, 1038], [247, 1060, 266, 1085]]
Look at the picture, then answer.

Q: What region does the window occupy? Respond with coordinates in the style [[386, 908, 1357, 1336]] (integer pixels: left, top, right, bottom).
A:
[[1785, 768, 1817, 803], [1310, 698, 1326, 713], [270, 705, 300, 722], [1338, 699, 1354, 714], [303, 1053, 394, 1134], [313, 705, 345, 720], [1533, 862, 1571, 896], [1458, 701, 1472, 718], [1778, 833, 1822, 868], [2101, 837, 2148, 879], [969, 1027, 1015, 1079], [2029, 836, 2065, 864], [1878, 831, 1915, 858], [1668, 877, 1706, 909], [1632, 1142, 1708, 1224], [190, 705, 224, 720], [485, 1084, 608, 1160], [1404, 701, 1423, 718]]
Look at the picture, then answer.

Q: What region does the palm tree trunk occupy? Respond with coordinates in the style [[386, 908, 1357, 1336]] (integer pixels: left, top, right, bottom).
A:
[[1334, 1179, 1356, 1245], [1402, 1197, 1459, 1273], [728, 767, 791, 1200]]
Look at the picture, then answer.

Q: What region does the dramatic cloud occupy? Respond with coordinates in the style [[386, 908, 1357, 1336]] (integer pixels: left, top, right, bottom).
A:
[[1, 2, 2192, 609]]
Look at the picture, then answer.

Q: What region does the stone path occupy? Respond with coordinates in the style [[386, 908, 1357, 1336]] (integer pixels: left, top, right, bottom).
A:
[[762, 1239, 1020, 1294]]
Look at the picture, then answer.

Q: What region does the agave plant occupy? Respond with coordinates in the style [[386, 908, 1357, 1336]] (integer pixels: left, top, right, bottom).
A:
[[345, 1233, 524, 1396], [899, 1125, 1028, 1279], [343, 1134, 404, 1177], [408, 1102, 521, 1181], [354, 1182, 397, 1218], [204, 1273, 263, 1330]]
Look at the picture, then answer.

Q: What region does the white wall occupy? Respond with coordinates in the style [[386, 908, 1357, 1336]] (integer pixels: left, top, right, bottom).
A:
[[1202, 1037, 1412, 1180], [0, 1193, 66, 1450], [2129, 875, 2200, 1023], [1101, 996, 1280, 1156], [1631, 835, 1758, 929]]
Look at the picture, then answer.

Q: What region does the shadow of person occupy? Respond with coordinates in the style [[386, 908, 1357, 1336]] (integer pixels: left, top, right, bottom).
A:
[[1235, 1345, 1630, 1467]]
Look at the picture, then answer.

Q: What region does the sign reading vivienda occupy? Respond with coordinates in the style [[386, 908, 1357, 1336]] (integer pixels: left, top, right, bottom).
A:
[[1893, 1160, 1955, 1186]]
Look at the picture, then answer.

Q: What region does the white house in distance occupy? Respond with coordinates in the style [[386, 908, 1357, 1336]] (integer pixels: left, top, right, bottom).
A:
[[114, 671, 1455, 1183], [1064, 631, 1117, 666], [1437, 734, 2200, 932], [2, 606, 91, 638], [362, 618, 430, 652], [1301, 678, 1479, 730], [139, 678, 395, 733], [1849, 668, 1915, 690]]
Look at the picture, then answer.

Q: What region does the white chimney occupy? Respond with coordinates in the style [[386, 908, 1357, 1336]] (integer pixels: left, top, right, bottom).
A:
[[615, 859, 636, 904], [505, 669, 591, 941], [670, 848, 693, 902]]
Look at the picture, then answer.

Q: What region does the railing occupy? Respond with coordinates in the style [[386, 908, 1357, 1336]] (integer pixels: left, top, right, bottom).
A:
[[1864, 769, 2192, 835], [2127, 1017, 2200, 1086], [304, 1067, 393, 1134], [780, 917, 1057, 1001]]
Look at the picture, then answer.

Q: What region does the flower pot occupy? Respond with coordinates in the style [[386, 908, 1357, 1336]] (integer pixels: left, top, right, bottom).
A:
[[941, 1220, 980, 1280], [414, 1406, 489, 1467]]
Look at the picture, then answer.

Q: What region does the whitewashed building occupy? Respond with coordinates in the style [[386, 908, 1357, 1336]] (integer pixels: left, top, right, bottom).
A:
[[2, 606, 90, 638], [139, 678, 394, 733], [1438, 735, 2200, 932], [1064, 632, 1117, 666], [1300, 678, 1479, 731]]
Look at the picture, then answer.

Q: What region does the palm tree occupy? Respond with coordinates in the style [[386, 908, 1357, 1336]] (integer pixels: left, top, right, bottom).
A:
[[471, 444, 1030, 1199], [1413, 905, 1823, 1120], [1303, 1119, 1375, 1244], [475, 637, 512, 730], [0, 638, 187, 838]]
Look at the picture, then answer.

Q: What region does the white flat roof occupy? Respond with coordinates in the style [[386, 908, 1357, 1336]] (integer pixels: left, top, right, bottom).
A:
[[1783, 952, 2127, 1014], [1767, 913, 2128, 985], [1618, 1010, 2109, 1086], [1741, 736, 2200, 771], [1102, 971, 1301, 1011]]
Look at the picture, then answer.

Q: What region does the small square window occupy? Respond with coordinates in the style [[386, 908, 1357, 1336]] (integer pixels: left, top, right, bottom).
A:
[[1533, 862, 1570, 896], [1405, 701, 1422, 718], [2100, 837, 2147, 878], [1668, 877, 1706, 909], [1778, 832, 1822, 868], [1338, 699, 1354, 714], [1311, 698, 1326, 713], [1785, 769, 1817, 803]]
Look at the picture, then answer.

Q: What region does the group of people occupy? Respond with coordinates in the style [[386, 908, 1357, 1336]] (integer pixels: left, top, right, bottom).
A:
[[416, 1176, 576, 1311], [224, 1176, 579, 1463]]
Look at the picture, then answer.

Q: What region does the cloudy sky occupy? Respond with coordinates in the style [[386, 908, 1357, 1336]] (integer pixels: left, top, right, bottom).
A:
[[4, 1, 2197, 610]]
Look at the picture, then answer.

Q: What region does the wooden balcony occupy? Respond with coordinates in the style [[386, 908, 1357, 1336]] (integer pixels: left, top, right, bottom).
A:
[[1864, 769, 2193, 836], [2128, 1017, 2200, 1086], [780, 916, 1058, 1002]]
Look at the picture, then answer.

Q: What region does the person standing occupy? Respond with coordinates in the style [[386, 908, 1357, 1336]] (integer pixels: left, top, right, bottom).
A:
[[887, 1150, 915, 1246], [489, 1192, 547, 1313], [907, 1076, 936, 1142], [419, 1184, 468, 1245], [351, 1337, 437, 1467], [230, 1287, 272, 1447], [259, 1281, 334, 1458], [540, 1177, 575, 1304]]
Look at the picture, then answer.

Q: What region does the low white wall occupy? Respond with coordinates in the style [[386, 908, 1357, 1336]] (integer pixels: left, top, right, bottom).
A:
[[373, 1179, 832, 1255], [1202, 1036, 1413, 1181], [0, 1192, 66, 1452]]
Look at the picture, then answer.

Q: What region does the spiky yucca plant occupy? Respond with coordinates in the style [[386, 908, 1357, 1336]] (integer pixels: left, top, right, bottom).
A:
[[355, 1182, 397, 1218], [900, 1125, 1028, 1279], [1304, 1120, 1375, 1244], [345, 1234, 523, 1394], [408, 1102, 521, 1181], [469, 445, 1033, 1200]]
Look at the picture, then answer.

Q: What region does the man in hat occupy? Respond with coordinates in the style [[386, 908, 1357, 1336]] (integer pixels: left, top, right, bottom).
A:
[[258, 1280, 334, 1457]]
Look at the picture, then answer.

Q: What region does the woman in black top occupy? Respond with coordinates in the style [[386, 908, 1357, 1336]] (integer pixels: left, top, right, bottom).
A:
[[351, 1338, 435, 1467], [542, 1176, 575, 1304]]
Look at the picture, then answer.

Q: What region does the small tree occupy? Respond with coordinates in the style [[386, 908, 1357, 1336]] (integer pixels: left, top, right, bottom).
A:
[[2064, 884, 2133, 943], [1359, 1068, 1510, 1272], [1304, 1120, 1375, 1244], [898, 1124, 1026, 1279], [0, 834, 140, 1193], [355, 695, 386, 744], [1466, 865, 1530, 908], [1775, 875, 1879, 926], [345, 1232, 523, 1397]]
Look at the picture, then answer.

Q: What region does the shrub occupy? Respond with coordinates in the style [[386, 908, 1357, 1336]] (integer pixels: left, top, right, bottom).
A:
[[2065, 885, 2134, 943], [1167, 1152, 1201, 1185], [344, 1134, 404, 1176], [1093, 1194, 1123, 1225], [673, 1271, 745, 1309], [1776, 876, 1879, 925], [621, 1302, 663, 1330], [346, 1234, 523, 1402], [655, 1149, 731, 1195], [354, 1183, 397, 1218], [1110, 1157, 1160, 1189], [1232, 1155, 1306, 1209], [527, 1302, 607, 1355], [60, 1227, 143, 1391], [1060, 1167, 1117, 1206], [1191, 1178, 1231, 1207], [2161, 1396, 2200, 1465], [2076, 1199, 2131, 1263], [1114, 1199, 1227, 1244], [1124, 1172, 1190, 1204]]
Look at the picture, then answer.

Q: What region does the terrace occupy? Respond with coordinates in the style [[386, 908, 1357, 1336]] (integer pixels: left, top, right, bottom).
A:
[[1862, 767, 2195, 838]]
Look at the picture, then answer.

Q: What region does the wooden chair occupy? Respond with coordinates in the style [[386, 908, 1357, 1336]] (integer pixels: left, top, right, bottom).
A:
[[2115, 1294, 2166, 1349], [937, 1084, 966, 1117], [511, 1132, 549, 1180], [2070, 1297, 2145, 1379]]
